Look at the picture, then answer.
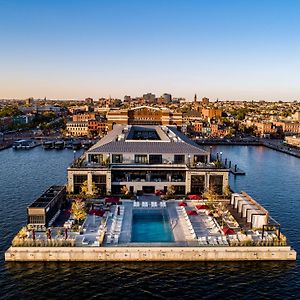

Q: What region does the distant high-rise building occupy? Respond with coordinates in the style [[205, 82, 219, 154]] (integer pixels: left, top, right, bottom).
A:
[[194, 94, 197, 103], [162, 93, 172, 103], [143, 93, 156, 102], [26, 97, 34, 106]]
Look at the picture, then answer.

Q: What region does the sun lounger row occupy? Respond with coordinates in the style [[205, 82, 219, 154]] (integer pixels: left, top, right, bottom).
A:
[[198, 235, 229, 246], [106, 233, 119, 245], [133, 201, 167, 208], [176, 207, 197, 240], [107, 205, 125, 244]]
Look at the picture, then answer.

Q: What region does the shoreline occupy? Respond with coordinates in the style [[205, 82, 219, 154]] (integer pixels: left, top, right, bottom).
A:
[[195, 139, 300, 159]]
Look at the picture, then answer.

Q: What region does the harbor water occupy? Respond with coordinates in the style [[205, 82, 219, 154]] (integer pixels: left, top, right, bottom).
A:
[[0, 145, 300, 299]]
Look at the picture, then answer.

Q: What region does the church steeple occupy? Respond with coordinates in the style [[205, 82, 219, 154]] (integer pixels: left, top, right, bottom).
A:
[[194, 93, 197, 102]]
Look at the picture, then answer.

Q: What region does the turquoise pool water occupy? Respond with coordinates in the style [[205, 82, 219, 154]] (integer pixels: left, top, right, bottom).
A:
[[131, 210, 174, 243]]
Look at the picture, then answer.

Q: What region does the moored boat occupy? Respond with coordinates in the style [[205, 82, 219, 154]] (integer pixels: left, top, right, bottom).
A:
[[13, 139, 37, 149], [54, 140, 65, 150], [42, 140, 55, 149], [72, 140, 82, 150]]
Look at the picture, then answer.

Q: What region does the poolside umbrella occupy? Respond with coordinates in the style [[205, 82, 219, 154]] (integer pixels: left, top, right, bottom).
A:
[[178, 201, 187, 206], [187, 210, 198, 216], [65, 228, 68, 239], [105, 197, 120, 204], [188, 194, 201, 200], [32, 229, 35, 240], [89, 209, 105, 217], [222, 228, 235, 235], [196, 204, 209, 210]]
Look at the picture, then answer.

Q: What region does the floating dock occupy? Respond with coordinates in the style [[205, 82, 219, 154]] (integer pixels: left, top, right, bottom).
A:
[[230, 166, 246, 175]]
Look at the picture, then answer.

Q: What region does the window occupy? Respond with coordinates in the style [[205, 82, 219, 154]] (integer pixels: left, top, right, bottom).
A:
[[89, 154, 103, 164], [73, 174, 87, 194], [209, 175, 223, 194], [194, 155, 207, 163], [74, 174, 87, 184], [112, 154, 123, 163], [149, 155, 162, 164], [92, 175, 107, 195], [135, 155, 148, 164], [174, 155, 185, 164], [191, 175, 205, 194]]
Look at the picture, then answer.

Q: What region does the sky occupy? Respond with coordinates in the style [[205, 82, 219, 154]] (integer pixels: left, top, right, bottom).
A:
[[0, 0, 300, 101]]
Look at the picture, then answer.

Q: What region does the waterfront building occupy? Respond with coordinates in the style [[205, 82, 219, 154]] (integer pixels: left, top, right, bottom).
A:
[[254, 122, 277, 136], [67, 124, 229, 196], [284, 135, 300, 147], [67, 113, 108, 136], [66, 121, 89, 136], [27, 186, 66, 230], [106, 106, 183, 129], [274, 121, 300, 134]]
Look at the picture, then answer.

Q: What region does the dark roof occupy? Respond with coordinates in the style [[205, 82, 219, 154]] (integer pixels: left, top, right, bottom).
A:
[[88, 125, 209, 155], [90, 140, 207, 154]]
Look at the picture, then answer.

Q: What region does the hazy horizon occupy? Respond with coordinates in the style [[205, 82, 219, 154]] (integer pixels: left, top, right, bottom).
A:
[[1, 0, 300, 101]]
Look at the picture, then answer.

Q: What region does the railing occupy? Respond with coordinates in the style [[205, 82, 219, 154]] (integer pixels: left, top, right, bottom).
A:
[[69, 160, 228, 170], [112, 178, 185, 183]]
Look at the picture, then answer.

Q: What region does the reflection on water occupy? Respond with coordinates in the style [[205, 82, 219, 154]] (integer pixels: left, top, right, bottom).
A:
[[1, 146, 300, 299], [4, 261, 298, 299]]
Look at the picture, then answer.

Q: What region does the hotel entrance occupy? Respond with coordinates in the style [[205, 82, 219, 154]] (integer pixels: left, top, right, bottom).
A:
[[142, 186, 155, 194]]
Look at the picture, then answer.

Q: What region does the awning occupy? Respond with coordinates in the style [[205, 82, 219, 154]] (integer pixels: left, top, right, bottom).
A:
[[178, 201, 187, 206], [89, 209, 105, 217]]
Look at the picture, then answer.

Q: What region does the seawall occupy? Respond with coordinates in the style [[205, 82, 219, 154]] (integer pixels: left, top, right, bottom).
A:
[[5, 246, 297, 262]]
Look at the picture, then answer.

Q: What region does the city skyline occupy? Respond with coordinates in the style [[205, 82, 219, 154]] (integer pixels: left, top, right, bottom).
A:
[[1, 0, 300, 101]]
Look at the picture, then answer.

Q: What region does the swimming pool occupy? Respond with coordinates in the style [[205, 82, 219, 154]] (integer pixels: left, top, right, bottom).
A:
[[131, 209, 174, 243]]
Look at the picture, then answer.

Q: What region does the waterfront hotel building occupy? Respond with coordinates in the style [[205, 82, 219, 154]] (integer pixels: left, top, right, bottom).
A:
[[67, 125, 229, 196]]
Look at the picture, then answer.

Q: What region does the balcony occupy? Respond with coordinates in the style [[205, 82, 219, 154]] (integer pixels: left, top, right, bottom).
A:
[[69, 160, 108, 169], [111, 175, 185, 183]]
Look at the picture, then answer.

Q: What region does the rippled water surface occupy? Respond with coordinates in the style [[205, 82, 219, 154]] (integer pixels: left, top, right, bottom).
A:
[[1, 146, 300, 299]]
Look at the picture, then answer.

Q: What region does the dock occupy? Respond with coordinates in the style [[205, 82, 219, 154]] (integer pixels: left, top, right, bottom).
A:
[[230, 166, 246, 175]]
